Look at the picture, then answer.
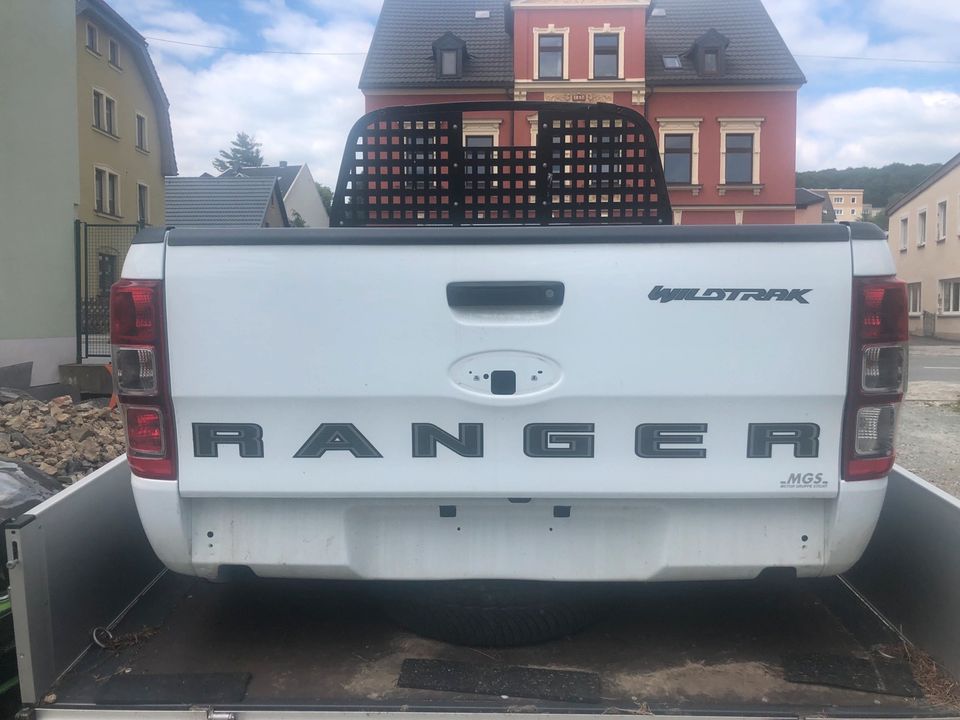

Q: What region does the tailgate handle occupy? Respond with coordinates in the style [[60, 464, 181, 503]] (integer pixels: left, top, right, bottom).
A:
[[447, 281, 565, 308]]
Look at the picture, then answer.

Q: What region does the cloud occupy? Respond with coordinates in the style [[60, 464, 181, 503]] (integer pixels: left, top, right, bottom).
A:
[[797, 88, 960, 170], [151, 3, 374, 185], [108, 0, 235, 60]]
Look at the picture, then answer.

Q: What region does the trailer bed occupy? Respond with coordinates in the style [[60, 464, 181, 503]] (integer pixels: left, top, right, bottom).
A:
[[47, 572, 935, 714]]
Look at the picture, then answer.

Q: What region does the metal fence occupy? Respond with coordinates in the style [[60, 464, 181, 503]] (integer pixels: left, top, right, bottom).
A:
[[75, 221, 141, 360]]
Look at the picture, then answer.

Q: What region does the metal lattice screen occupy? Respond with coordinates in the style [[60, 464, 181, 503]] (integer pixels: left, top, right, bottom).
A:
[[330, 101, 672, 227], [76, 221, 141, 359]]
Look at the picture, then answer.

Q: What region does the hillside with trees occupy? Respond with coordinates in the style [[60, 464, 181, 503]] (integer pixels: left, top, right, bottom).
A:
[[796, 163, 940, 211]]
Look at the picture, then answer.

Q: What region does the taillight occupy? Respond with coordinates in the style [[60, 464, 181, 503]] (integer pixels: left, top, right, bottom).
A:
[[110, 280, 177, 480], [843, 277, 908, 481]]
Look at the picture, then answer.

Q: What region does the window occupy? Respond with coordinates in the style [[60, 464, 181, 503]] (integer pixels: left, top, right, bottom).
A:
[[136, 113, 148, 151], [836, 208, 843, 216], [439, 49, 458, 76], [899, 218, 908, 251], [937, 200, 947, 241], [137, 184, 149, 225], [834, 196, 843, 204], [94, 167, 119, 216], [908, 283, 921, 316], [703, 50, 719, 74], [941, 278, 960, 315], [538, 35, 564, 79], [663, 134, 693, 184], [105, 96, 116, 135], [593, 33, 619, 79], [850, 196, 857, 204], [724, 134, 753, 184], [98, 253, 117, 295], [92, 91, 117, 136], [86, 23, 99, 53], [92, 90, 103, 129], [108, 39, 120, 67], [917, 209, 927, 247], [465, 135, 494, 147], [662, 54, 681, 69]]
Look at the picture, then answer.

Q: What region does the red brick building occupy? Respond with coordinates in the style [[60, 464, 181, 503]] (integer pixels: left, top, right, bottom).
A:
[[360, 0, 805, 225]]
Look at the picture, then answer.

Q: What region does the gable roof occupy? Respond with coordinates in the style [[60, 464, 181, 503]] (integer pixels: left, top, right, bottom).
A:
[[795, 188, 825, 209], [360, 0, 513, 90], [164, 177, 287, 227], [886, 150, 960, 215], [221, 164, 303, 198], [646, 0, 806, 87], [76, 0, 178, 176]]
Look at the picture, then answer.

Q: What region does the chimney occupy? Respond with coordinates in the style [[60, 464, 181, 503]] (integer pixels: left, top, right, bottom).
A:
[[279, 160, 287, 167]]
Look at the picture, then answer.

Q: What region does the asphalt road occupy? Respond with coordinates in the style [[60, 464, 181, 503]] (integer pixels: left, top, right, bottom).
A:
[[899, 339, 960, 498], [909, 341, 960, 383]]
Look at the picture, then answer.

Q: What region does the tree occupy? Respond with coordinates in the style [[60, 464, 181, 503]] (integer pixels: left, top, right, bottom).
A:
[[213, 132, 264, 173], [290, 210, 306, 227], [315, 182, 333, 212]]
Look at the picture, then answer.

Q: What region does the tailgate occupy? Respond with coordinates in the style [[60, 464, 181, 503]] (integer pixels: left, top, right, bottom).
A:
[[164, 227, 852, 500]]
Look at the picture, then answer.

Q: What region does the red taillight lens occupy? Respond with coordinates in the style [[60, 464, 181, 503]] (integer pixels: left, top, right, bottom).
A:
[[110, 280, 177, 480], [124, 406, 165, 456], [843, 277, 908, 481]]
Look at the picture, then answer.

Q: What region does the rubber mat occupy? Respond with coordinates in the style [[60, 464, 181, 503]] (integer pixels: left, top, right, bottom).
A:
[[94, 672, 251, 705], [398, 658, 601, 703], [783, 653, 921, 697]]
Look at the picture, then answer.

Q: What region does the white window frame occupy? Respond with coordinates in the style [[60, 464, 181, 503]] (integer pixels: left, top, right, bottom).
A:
[[917, 208, 927, 247], [135, 112, 148, 151], [899, 217, 908, 251], [137, 182, 149, 225], [108, 38, 121, 68], [836, 209, 844, 216], [850, 196, 857, 204], [588, 24, 625, 80], [718, 118, 762, 187], [936, 199, 947, 242], [532, 25, 569, 80], [85, 23, 99, 54], [833, 196, 843, 204], [92, 88, 118, 137], [940, 278, 960, 316], [462, 118, 502, 146], [908, 283, 922, 317], [94, 165, 120, 217], [657, 118, 701, 187]]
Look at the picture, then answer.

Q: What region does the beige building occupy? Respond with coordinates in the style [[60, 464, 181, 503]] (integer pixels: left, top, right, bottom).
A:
[[887, 152, 960, 340], [76, 0, 176, 228], [812, 188, 864, 221]]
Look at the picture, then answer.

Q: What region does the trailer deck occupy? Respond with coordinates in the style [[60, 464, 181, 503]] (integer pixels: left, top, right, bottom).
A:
[[9, 459, 960, 718], [46, 573, 934, 714]]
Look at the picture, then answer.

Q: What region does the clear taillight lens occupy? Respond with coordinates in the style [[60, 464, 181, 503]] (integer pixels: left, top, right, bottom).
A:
[[854, 404, 898, 456], [861, 344, 906, 394], [113, 346, 157, 395]]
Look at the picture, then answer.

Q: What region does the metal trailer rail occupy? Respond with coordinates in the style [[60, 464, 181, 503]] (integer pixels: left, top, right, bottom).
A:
[[5, 458, 960, 719]]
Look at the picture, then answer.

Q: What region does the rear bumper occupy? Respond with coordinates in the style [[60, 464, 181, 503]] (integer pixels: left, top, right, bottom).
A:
[[132, 477, 886, 581]]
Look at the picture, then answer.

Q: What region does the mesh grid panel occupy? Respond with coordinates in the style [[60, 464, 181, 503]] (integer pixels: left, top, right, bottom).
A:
[[331, 102, 671, 227]]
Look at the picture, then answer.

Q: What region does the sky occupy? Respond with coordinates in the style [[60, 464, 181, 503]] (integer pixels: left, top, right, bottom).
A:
[[108, 0, 960, 185]]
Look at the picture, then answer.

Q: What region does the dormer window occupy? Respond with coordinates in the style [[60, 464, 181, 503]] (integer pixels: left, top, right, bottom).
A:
[[688, 29, 729, 77], [432, 32, 466, 79]]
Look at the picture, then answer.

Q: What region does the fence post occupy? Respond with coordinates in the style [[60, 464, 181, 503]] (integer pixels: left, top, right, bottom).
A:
[[74, 220, 83, 364]]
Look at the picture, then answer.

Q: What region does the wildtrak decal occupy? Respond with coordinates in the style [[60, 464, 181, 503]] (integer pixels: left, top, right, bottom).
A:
[[648, 286, 812, 304]]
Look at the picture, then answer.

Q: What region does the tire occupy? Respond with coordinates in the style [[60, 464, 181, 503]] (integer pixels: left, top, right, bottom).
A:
[[381, 580, 600, 647]]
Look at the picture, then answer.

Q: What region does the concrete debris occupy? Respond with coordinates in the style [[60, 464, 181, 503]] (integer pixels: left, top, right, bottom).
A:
[[0, 395, 123, 484]]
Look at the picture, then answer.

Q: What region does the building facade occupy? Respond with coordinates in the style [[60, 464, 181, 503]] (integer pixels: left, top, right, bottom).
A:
[[887, 153, 960, 340], [0, 1, 80, 385], [76, 0, 177, 228], [359, 0, 805, 225], [221, 163, 330, 227], [812, 188, 864, 222]]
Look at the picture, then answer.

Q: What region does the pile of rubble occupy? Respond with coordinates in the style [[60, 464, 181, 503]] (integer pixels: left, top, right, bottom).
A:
[[0, 393, 124, 483]]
